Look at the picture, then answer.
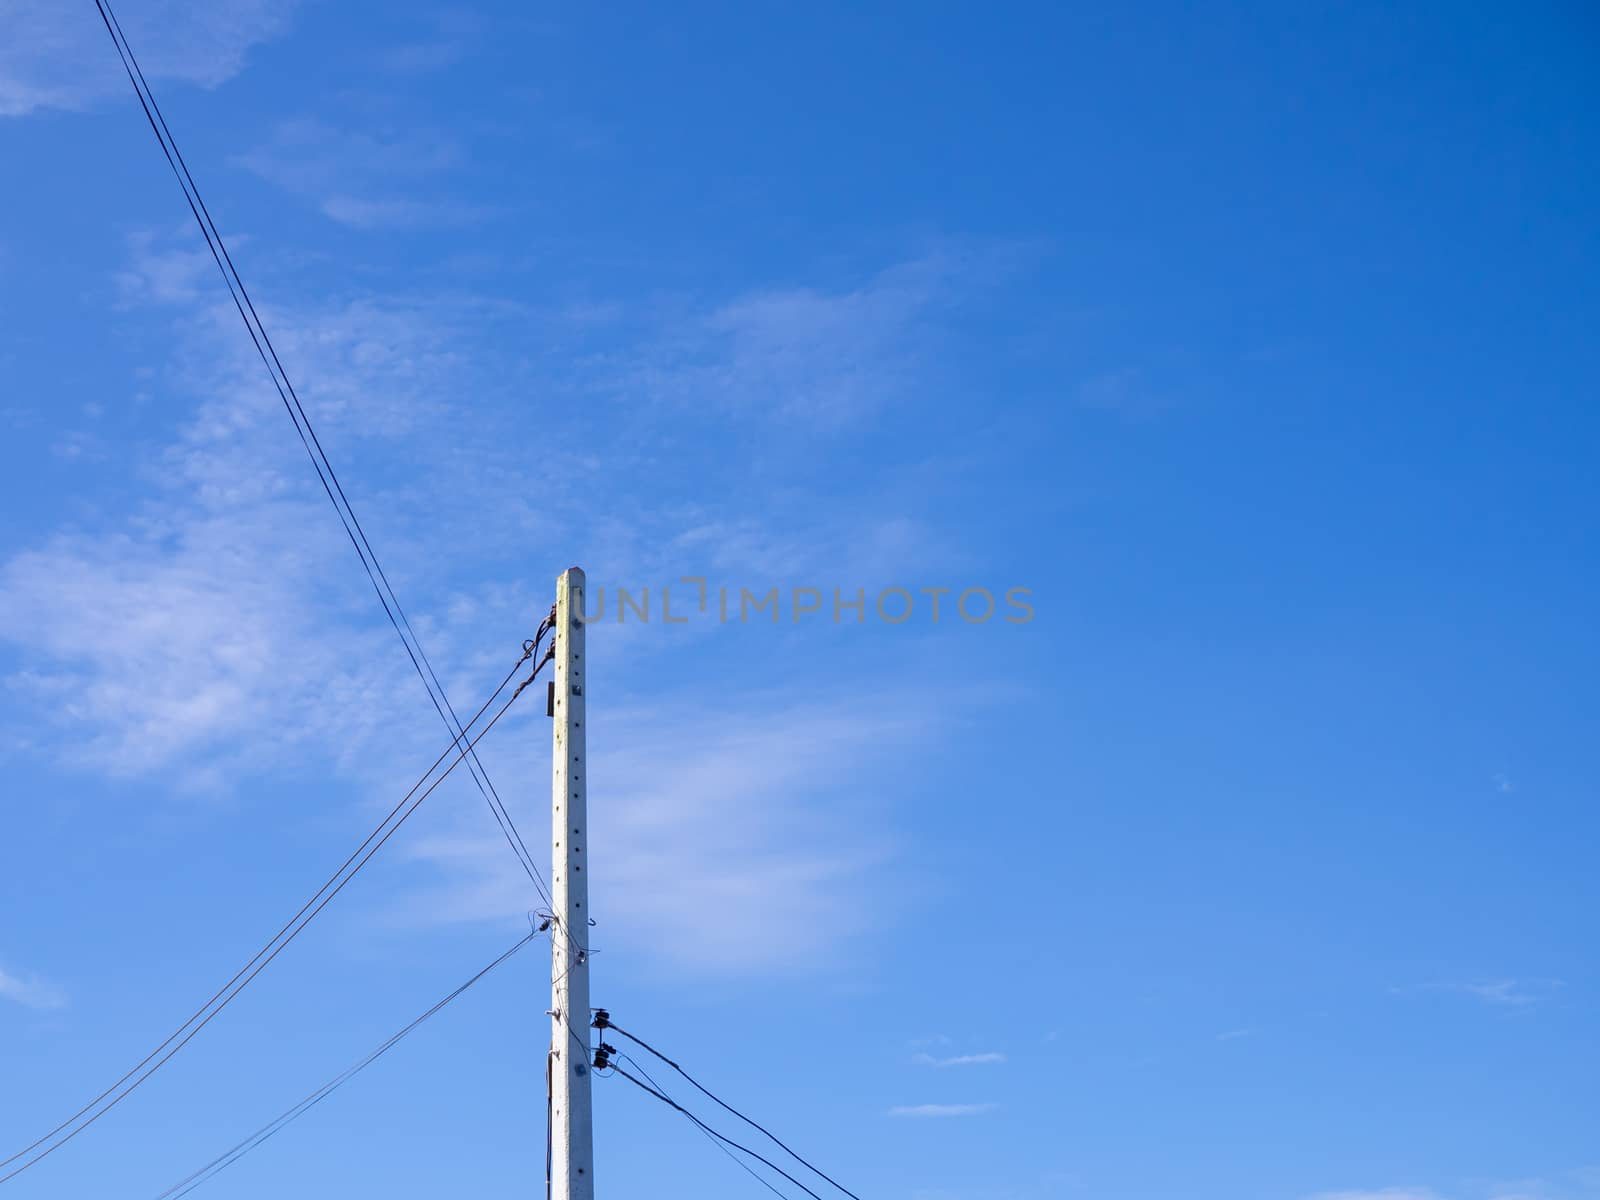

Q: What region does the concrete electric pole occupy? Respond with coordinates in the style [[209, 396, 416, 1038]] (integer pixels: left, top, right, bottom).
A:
[[549, 566, 594, 1200]]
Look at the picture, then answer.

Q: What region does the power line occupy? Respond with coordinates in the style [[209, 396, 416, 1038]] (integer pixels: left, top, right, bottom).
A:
[[616, 1054, 794, 1200], [153, 930, 542, 1199], [0, 644, 543, 1183], [600, 1018, 863, 1200], [90, 0, 550, 909], [610, 1067, 828, 1200], [0, 642, 551, 1185]]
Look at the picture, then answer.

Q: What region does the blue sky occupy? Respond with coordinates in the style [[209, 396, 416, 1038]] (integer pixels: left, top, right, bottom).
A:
[[1, 2, 1597, 1198]]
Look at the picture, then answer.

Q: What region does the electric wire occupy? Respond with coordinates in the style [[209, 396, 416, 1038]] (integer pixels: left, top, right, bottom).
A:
[[619, 1054, 792, 1200], [611, 1067, 828, 1200], [545, 1049, 555, 1200], [94, 0, 547, 904], [0, 644, 551, 1185], [604, 1021, 863, 1200], [0, 641, 533, 1174], [152, 930, 541, 1199], [90, 0, 549, 909]]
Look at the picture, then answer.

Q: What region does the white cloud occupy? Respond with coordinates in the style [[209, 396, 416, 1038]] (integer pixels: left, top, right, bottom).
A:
[[318, 195, 478, 230], [396, 688, 938, 974], [372, 8, 487, 75], [0, 233, 494, 779], [1393, 978, 1563, 1009], [1456, 979, 1553, 1007], [0, 964, 65, 1011], [233, 119, 488, 229], [912, 1052, 1006, 1067], [1304, 1174, 1600, 1200], [112, 230, 220, 307], [0, 516, 369, 778], [0, 229, 966, 978], [1076, 367, 1144, 410], [0, 0, 294, 118], [616, 250, 997, 429], [597, 696, 923, 971], [887, 1104, 997, 1118]]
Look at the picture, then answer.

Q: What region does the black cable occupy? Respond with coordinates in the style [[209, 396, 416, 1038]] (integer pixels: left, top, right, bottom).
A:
[[91, 0, 550, 909], [0, 641, 529, 1175], [154, 930, 541, 1199], [0, 646, 550, 1185], [93, 0, 540, 891], [471, 614, 552, 892], [93, 3, 552, 903], [0, 641, 532, 1175], [548, 952, 598, 1093], [620, 1054, 793, 1200], [611, 1068, 828, 1200], [604, 1021, 863, 1200]]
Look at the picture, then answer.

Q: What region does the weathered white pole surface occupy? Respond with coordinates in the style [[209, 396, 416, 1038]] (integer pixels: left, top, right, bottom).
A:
[[550, 566, 594, 1200]]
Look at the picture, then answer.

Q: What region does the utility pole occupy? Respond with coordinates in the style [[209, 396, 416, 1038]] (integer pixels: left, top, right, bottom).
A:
[[550, 566, 594, 1200]]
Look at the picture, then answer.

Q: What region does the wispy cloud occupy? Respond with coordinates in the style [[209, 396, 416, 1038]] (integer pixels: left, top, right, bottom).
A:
[[1, 229, 968, 978], [0, 0, 294, 118], [616, 248, 1007, 429], [887, 1104, 997, 1119], [1075, 366, 1171, 416], [0, 515, 378, 781], [0, 964, 65, 1011], [1306, 1179, 1600, 1200], [398, 687, 940, 973], [318, 195, 489, 230], [1392, 978, 1564, 1009], [234, 118, 490, 229], [1454, 979, 1562, 1008], [0, 233, 507, 780], [373, 9, 488, 75], [112, 229, 222, 306], [912, 1052, 1006, 1067]]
